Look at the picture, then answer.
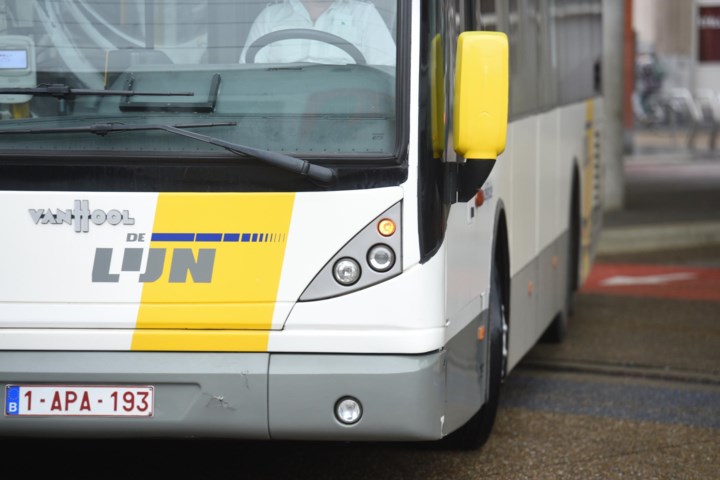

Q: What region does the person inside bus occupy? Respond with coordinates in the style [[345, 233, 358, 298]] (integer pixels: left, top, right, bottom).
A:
[[239, 0, 396, 66]]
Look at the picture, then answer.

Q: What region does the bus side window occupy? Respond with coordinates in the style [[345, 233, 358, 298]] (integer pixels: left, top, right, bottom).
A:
[[468, 0, 498, 31]]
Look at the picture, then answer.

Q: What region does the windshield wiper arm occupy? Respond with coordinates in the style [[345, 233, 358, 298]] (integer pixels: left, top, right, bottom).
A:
[[0, 121, 233, 136], [0, 122, 337, 184], [0, 84, 194, 99], [157, 124, 336, 184]]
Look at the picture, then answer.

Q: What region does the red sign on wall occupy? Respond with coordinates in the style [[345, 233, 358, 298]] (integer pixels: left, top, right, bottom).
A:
[[699, 7, 720, 62]]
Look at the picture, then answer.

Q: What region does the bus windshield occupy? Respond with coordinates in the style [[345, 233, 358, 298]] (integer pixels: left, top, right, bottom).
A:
[[0, 0, 398, 158]]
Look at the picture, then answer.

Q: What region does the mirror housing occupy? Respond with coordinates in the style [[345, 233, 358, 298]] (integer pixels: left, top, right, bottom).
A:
[[453, 32, 509, 161]]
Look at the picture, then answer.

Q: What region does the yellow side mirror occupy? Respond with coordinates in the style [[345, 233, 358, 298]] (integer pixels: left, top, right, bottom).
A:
[[453, 32, 509, 160]]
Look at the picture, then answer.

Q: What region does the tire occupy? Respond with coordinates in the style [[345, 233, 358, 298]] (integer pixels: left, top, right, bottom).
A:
[[541, 310, 567, 344], [442, 259, 507, 450], [566, 174, 580, 319]]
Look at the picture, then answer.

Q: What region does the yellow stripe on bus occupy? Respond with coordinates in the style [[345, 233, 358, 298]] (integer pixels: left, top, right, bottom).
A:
[[131, 330, 270, 352], [133, 193, 294, 350], [134, 303, 277, 330]]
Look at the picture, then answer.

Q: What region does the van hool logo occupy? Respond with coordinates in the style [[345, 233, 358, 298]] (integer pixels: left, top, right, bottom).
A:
[[29, 200, 135, 233]]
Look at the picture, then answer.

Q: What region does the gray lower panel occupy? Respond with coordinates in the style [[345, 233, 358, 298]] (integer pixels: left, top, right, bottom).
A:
[[0, 352, 269, 438], [268, 352, 445, 441], [536, 231, 570, 338], [443, 311, 488, 435], [1, 350, 448, 441], [508, 231, 570, 369]]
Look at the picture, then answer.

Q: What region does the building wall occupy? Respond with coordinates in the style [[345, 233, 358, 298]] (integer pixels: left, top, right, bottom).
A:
[[633, 0, 656, 49], [697, 0, 720, 91], [633, 0, 720, 96]]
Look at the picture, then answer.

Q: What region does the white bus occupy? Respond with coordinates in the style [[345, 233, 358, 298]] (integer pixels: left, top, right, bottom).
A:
[[0, 0, 602, 449]]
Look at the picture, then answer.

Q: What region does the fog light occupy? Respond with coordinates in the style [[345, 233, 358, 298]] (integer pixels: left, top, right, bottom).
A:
[[367, 244, 395, 272], [335, 397, 362, 425], [333, 258, 361, 286]]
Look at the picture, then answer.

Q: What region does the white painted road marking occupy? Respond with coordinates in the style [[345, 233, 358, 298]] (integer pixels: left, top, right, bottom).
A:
[[600, 272, 698, 287]]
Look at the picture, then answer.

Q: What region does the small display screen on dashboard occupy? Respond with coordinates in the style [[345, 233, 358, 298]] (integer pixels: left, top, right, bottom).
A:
[[0, 50, 28, 70]]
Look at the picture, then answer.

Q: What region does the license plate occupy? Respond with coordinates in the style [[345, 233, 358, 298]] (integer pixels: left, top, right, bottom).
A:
[[5, 385, 154, 417]]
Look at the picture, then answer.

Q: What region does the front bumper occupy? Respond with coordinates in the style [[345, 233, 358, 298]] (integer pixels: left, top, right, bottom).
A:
[[0, 351, 445, 440]]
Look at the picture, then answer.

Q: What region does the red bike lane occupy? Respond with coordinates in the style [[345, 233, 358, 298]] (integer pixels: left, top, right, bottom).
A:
[[581, 262, 720, 302]]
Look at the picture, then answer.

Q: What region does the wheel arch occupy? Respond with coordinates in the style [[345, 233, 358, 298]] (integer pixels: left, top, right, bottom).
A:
[[492, 202, 510, 330]]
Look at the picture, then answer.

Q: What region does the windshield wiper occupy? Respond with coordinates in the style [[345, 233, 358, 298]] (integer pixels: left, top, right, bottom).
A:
[[0, 122, 337, 184], [0, 84, 193, 99]]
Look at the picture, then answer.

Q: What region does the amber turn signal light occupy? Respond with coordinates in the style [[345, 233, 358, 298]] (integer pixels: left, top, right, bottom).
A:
[[378, 218, 396, 237]]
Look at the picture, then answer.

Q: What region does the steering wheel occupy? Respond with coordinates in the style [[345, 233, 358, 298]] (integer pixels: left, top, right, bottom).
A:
[[245, 28, 367, 65]]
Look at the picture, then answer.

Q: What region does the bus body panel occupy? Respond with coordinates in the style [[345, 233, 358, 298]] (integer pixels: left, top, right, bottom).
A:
[[496, 98, 602, 371], [0, 188, 403, 336], [276, 243, 446, 352], [0, 0, 604, 442], [444, 189, 495, 343]]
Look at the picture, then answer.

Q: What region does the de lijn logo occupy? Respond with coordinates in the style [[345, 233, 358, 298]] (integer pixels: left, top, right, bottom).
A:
[[92, 247, 215, 284], [29, 199, 135, 233]]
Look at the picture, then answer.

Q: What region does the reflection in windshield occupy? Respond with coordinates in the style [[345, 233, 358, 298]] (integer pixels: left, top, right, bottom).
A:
[[0, 0, 398, 157]]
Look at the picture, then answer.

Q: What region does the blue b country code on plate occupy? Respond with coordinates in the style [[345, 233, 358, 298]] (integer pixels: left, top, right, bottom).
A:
[[5, 385, 20, 415]]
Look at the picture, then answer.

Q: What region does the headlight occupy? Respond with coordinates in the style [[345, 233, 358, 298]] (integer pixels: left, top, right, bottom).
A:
[[333, 258, 361, 286], [300, 202, 402, 301], [367, 244, 395, 272]]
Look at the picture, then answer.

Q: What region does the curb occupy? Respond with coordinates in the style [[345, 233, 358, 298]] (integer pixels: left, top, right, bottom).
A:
[[597, 221, 720, 255]]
